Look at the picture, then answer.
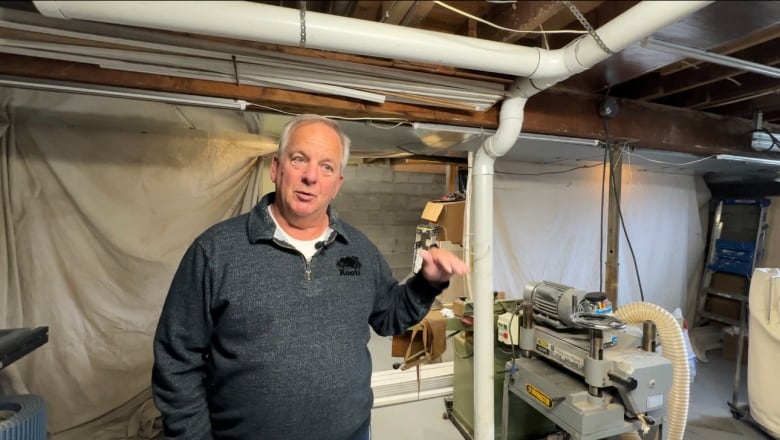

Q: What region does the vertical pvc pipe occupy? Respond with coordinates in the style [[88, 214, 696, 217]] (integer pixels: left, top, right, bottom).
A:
[[471, 94, 527, 440]]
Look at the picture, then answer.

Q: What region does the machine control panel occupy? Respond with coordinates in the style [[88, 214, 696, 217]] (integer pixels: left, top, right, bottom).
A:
[[497, 312, 520, 345]]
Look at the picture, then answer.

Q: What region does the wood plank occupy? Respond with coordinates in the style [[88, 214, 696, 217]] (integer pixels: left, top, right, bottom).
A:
[[704, 92, 780, 122], [1, 53, 776, 156], [0, 53, 498, 124], [522, 91, 773, 156], [400, 1, 436, 27], [614, 39, 780, 100], [658, 22, 780, 75], [656, 74, 779, 110], [479, 1, 564, 43], [390, 161, 448, 174], [381, 1, 415, 25], [351, 1, 383, 21]]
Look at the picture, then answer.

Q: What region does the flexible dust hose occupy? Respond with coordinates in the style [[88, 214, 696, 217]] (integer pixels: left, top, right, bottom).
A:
[[614, 302, 690, 440]]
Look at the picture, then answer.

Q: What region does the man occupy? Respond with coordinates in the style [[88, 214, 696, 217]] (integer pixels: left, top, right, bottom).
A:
[[152, 114, 469, 439]]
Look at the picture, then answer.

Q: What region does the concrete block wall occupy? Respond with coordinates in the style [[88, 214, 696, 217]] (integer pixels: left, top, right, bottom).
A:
[[332, 163, 446, 279]]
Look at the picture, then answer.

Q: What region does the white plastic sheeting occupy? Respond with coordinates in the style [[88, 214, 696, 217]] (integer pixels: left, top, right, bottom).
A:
[[748, 268, 780, 438], [0, 87, 273, 438], [490, 160, 710, 313]]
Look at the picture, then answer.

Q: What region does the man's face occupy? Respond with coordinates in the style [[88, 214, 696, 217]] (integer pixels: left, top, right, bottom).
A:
[[271, 121, 344, 225]]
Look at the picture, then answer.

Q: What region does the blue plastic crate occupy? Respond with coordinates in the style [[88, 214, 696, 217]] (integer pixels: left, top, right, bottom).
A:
[[722, 198, 771, 207], [708, 260, 753, 277], [715, 239, 756, 253]]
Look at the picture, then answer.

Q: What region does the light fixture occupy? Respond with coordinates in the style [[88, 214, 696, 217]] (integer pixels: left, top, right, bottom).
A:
[[0, 75, 248, 110], [641, 37, 780, 79], [411, 122, 600, 146], [715, 154, 780, 166]]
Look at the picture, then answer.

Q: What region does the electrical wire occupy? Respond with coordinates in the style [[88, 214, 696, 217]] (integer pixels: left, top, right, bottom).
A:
[[507, 303, 522, 378], [395, 145, 421, 156], [246, 101, 411, 124], [625, 150, 716, 166], [367, 120, 408, 129], [432, 1, 588, 35], [599, 143, 607, 292], [495, 162, 603, 176]]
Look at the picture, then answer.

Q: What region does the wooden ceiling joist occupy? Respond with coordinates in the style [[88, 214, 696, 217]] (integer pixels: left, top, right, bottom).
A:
[[614, 39, 780, 101]]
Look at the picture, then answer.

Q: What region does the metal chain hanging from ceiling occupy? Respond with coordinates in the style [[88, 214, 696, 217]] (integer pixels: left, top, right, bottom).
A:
[[299, 0, 307, 47], [561, 0, 614, 54]]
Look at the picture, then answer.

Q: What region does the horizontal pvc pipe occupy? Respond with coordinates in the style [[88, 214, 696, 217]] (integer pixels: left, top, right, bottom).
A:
[[568, 1, 713, 72], [32, 1, 713, 80], [33, 0, 541, 77]]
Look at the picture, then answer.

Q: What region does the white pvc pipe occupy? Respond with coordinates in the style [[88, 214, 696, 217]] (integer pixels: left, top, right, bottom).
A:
[[463, 151, 474, 299], [33, 0, 540, 77], [32, 1, 712, 80], [565, 1, 712, 71], [471, 93, 528, 440]]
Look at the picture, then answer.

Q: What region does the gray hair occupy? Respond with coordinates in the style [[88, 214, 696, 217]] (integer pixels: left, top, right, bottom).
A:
[[278, 114, 351, 172]]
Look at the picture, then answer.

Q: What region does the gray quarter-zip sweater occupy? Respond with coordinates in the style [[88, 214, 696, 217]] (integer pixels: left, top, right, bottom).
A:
[[152, 192, 443, 439]]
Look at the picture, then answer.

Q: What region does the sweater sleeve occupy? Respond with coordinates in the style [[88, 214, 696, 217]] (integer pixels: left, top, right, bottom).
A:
[[152, 241, 213, 440], [368, 252, 447, 336]]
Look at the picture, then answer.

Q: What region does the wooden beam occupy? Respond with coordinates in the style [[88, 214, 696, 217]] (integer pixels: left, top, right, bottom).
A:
[[479, 1, 603, 47], [707, 94, 780, 122], [399, 1, 436, 27], [659, 23, 780, 76], [351, 1, 383, 21], [534, 1, 637, 50], [614, 40, 780, 100], [380, 1, 415, 25], [479, 1, 565, 43], [446, 165, 460, 193], [1, 54, 776, 157], [762, 110, 780, 123], [387, 159, 448, 174], [0, 53, 498, 125], [656, 74, 780, 110], [522, 91, 775, 156]]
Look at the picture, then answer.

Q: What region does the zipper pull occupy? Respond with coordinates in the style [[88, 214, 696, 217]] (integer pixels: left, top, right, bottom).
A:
[[305, 261, 312, 280]]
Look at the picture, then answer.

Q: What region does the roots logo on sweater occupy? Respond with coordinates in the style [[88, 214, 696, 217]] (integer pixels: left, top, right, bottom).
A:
[[337, 256, 361, 276]]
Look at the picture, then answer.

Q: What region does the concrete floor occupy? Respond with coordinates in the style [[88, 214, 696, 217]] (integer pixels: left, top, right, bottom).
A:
[[371, 344, 777, 440], [684, 350, 774, 440]]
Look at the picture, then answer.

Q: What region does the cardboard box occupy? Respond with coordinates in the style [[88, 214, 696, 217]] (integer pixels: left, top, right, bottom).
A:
[[722, 326, 748, 364], [438, 241, 467, 302], [421, 200, 465, 245], [452, 299, 466, 317], [391, 309, 449, 361]]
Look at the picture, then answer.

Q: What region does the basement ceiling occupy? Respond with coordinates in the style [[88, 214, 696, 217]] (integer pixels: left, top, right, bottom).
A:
[[0, 0, 778, 185]]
